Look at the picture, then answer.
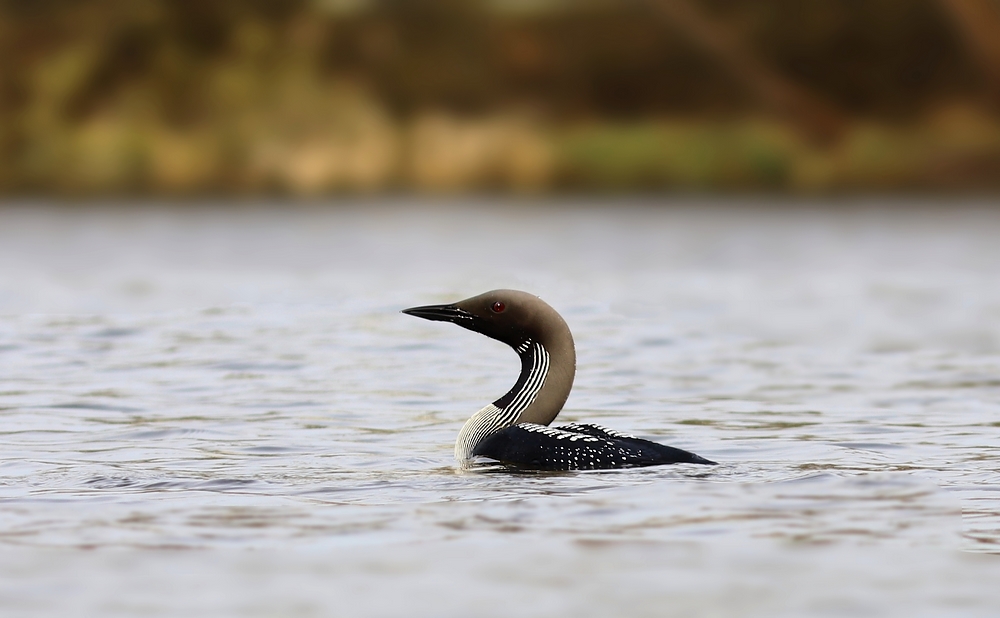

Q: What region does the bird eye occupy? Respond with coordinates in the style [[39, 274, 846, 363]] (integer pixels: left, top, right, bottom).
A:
[[491, 301, 506, 313]]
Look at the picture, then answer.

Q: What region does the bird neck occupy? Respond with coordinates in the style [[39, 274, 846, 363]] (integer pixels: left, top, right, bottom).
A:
[[454, 333, 575, 461]]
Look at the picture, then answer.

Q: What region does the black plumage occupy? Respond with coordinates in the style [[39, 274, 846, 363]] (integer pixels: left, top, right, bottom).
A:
[[473, 423, 715, 470]]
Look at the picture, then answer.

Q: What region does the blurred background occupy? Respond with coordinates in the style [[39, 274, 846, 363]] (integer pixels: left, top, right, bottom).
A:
[[3, 0, 1000, 196]]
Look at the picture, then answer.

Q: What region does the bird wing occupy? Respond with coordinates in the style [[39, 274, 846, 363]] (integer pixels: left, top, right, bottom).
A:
[[555, 422, 640, 440], [557, 424, 714, 464]]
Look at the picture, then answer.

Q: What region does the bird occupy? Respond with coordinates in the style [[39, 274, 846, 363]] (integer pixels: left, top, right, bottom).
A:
[[402, 289, 716, 470]]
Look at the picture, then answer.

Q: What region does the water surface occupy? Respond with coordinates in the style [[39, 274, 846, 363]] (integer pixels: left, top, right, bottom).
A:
[[1, 201, 999, 616]]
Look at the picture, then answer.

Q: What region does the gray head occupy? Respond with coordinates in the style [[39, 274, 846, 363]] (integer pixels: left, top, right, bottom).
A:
[[403, 289, 576, 427], [404, 289, 570, 349]]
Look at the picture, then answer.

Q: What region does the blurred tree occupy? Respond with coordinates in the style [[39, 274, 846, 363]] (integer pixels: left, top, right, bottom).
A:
[[939, 0, 1000, 104], [651, 0, 846, 142]]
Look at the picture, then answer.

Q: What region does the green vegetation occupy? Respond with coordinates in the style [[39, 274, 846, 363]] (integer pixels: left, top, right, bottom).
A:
[[2, 0, 1000, 194]]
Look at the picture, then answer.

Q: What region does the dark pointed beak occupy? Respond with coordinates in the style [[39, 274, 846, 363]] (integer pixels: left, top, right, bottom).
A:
[[402, 303, 475, 324]]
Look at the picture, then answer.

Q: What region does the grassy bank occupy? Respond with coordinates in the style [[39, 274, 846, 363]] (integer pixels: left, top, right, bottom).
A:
[[3, 0, 1000, 195], [6, 95, 1000, 195]]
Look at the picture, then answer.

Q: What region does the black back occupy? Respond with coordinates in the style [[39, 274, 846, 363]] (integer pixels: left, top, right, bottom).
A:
[[472, 423, 716, 471]]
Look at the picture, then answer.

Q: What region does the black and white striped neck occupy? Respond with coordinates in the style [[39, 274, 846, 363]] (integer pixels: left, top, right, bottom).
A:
[[495, 339, 550, 412], [454, 339, 551, 461]]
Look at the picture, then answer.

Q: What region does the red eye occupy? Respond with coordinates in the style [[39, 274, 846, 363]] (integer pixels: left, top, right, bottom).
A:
[[491, 301, 505, 313]]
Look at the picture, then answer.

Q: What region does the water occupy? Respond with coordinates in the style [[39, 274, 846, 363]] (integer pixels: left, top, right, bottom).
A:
[[1, 200, 1000, 616]]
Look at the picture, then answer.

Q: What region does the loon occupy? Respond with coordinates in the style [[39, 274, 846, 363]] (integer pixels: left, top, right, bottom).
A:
[[403, 289, 716, 470]]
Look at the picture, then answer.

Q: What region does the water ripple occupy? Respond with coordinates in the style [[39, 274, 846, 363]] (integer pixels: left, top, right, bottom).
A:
[[3, 204, 1000, 613]]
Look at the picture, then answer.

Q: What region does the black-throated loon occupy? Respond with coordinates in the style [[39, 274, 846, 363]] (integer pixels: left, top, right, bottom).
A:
[[403, 289, 716, 470]]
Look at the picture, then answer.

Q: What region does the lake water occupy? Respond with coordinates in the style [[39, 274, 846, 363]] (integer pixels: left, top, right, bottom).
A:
[[1, 200, 1000, 616]]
